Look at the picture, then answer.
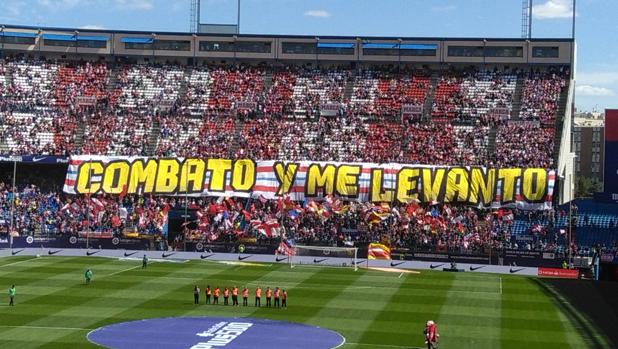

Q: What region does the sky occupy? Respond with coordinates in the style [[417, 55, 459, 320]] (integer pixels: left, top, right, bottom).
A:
[[0, 0, 616, 112]]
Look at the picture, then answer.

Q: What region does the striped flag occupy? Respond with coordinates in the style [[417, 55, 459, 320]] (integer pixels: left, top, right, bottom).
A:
[[367, 243, 391, 260]]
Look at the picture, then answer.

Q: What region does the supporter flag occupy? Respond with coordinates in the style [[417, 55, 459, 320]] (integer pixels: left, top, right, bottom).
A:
[[276, 241, 295, 256], [118, 184, 128, 199], [367, 243, 391, 260]]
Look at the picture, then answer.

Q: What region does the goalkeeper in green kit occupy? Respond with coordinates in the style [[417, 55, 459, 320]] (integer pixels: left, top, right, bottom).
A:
[[85, 269, 93, 284]]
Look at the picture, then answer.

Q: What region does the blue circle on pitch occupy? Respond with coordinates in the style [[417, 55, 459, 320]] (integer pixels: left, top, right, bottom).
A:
[[87, 316, 345, 349]]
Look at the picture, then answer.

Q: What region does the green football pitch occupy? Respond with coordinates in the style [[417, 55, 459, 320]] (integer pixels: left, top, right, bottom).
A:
[[0, 255, 606, 348]]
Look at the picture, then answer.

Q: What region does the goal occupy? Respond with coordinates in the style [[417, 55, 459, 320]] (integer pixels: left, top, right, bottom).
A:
[[290, 245, 358, 271]]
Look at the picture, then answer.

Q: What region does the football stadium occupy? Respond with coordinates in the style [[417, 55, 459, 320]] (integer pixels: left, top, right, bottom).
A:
[[1, 0, 618, 348]]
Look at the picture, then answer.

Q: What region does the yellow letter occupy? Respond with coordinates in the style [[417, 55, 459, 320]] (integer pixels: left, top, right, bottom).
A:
[[396, 168, 420, 203], [155, 159, 180, 193], [128, 159, 157, 194], [370, 169, 394, 202], [179, 159, 206, 193], [336, 165, 361, 197], [101, 161, 130, 194], [273, 162, 299, 196], [305, 164, 336, 196], [421, 168, 446, 203], [498, 169, 522, 203], [206, 159, 232, 192], [75, 162, 103, 195], [522, 168, 547, 202], [231, 159, 255, 191], [469, 168, 496, 206], [444, 168, 470, 203]]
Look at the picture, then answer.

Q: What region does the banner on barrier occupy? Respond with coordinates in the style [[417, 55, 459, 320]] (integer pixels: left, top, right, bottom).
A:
[[63, 156, 556, 209], [538, 267, 579, 279]]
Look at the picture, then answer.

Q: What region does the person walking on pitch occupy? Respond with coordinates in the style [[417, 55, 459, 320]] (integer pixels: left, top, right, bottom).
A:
[[85, 269, 93, 285], [193, 285, 200, 305], [265, 287, 272, 307], [232, 286, 239, 306], [205, 285, 211, 304], [281, 289, 287, 308], [142, 254, 148, 269], [242, 287, 249, 306], [274, 287, 280, 308], [255, 287, 262, 307], [424, 320, 439, 349], [8, 285, 16, 306]]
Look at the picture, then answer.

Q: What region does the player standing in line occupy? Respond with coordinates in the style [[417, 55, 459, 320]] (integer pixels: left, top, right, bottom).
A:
[[205, 285, 211, 304], [242, 286, 249, 306], [255, 286, 261, 307], [223, 287, 230, 305], [8, 285, 16, 306], [142, 254, 148, 269], [193, 285, 200, 305], [213, 287, 220, 305], [265, 287, 272, 307], [281, 289, 287, 308], [232, 286, 239, 306], [274, 287, 280, 308], [85, 269, 93, 285], [424, 320, 439, 349]]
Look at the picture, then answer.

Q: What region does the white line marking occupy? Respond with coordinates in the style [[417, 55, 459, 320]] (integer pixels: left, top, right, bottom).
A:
[[398, 272, 404, 278], [0, 325, 94, 331], [500, 277, 503, 295], [344, 343, 421, 348], [107, 265, 141, 277], [0, 257, 40, 268]]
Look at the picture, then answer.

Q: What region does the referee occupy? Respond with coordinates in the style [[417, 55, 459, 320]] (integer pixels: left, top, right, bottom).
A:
[[193, 285, 200, 305]]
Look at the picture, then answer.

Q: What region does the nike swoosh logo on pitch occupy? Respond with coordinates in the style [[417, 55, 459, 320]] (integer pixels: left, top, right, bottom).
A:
[[313, 258, 327, 263], [470, 266, 485, 271], [124, 251, 137, 257], [510, 268, 525, 274], [430, 264, 444, 269], [238, 255, 251, 261], [86, 250, 100, 256], [390, 261, 405, 267], [48, 250, 61, 255], [11, 249, 24, 256], [276, 256, 288, 262], [162, 252, 175, 258], [201, 254, 214, 259]]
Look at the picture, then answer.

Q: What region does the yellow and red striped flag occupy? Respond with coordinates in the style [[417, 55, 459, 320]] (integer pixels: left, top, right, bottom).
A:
[[367, 243, 391, 260]]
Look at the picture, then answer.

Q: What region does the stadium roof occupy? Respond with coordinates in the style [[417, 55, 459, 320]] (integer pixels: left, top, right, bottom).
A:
[[0, 23, 574, 42]]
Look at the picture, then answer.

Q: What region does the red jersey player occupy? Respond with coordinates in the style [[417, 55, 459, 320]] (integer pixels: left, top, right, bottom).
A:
[[424, 320, 439, 349]]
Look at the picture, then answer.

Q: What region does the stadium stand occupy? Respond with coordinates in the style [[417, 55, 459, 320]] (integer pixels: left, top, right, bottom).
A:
[[0, 54, 580, 254], [0, 56, 571, 166]]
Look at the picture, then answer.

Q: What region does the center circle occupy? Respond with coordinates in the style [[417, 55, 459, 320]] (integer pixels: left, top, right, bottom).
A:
[[87, 316, 345, 349]]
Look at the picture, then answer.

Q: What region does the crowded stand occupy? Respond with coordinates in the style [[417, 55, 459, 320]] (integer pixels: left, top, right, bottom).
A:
[[0, 56, 576, 255], [0, 57, 570, 166], [432, 69, 517, 124], [350, 70, 430, 118], [495, 122, 555, 168], [1, 181, 579, 256], [519, 68, 568, 123]]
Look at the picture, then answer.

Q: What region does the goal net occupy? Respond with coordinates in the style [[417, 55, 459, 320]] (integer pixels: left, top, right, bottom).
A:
[[290, 245, 358, 271]]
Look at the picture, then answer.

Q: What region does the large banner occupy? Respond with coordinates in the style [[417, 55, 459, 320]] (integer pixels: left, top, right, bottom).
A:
[[604, 109, 618, 203], [63, 156, 556, 209]]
